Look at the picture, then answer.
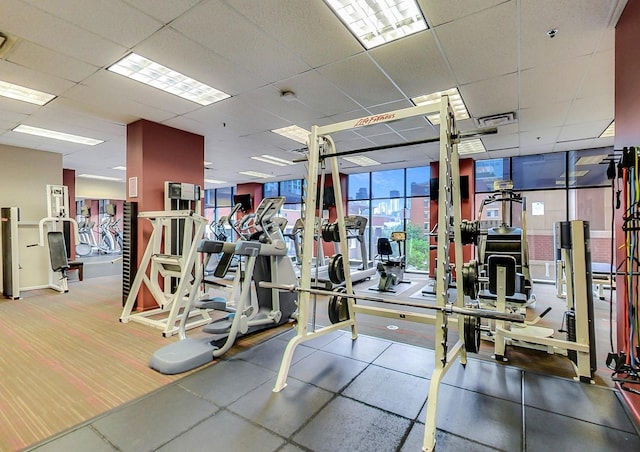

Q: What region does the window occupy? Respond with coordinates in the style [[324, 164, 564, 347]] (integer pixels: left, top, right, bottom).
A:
[[348, 173, 370, 200], [372, 169, 404, 199], [406, 166, 430, 197], [475, 158, 510, 193], [512, 153, 566, 190], [567, 147, 613, 188]]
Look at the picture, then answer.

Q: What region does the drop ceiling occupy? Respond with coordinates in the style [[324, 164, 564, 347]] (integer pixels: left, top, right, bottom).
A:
[[0, 0, 624, 188]]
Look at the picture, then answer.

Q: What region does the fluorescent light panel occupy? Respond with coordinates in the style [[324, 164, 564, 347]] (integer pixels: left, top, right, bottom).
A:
[[108, 53, 230, 106], [343, 155, 380, 166], [412, 87, 470, 125], [112, 166, 127, 171], [77, 174, 122, 181], [204, 161, 212, 166], [0, 80, 56, 105], [239, 170, 273, 179], [205, 178, 227, 184], [560, 170, 589, 178], [458, 138, 486, 155], [324, 0, 427, 49], [600, 121, 615, 138], [13, 124, 103, 145], [271, 125, 310, 144], [251, 154, 294, 166]]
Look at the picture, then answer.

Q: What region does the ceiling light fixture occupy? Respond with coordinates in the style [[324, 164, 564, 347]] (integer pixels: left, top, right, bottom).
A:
[[343, 155, 380, 166], [324, 0, 428, 49], [251, 154, 294, 166], [108, 53, 230, 106], [112, 166, 127, 171], [0, 80, 56, 106], [239, 170, 274, 179], [77, 174, 122, 181], [411, 87, 470, 125], [204, 178, 227, 184], [12, 124, 103, 145], [457, 138, 486, 155], [204, 161, 213, 166], [271, 125, 310, 145]]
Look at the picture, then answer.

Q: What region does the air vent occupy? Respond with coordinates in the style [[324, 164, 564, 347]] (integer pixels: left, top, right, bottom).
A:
[[476, 112, 517, 128]]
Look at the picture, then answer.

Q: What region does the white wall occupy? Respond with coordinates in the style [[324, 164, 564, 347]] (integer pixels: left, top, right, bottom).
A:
[[0, 144, 63, 290], [75, 178, 125, 200]]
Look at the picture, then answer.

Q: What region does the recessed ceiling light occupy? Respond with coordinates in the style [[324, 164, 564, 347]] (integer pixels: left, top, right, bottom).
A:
[[108, 53, 230, 106], [204, 161, 213, 166], [271, 125, 310, 145], [411, 87, 470, 125], [0, 80, 56, 106], [343, 155, 380, 166], [599, 121, 614, 138], [251, 155, 294, 166], [239, 170, 273, 179], [77, 174, 122, 181], [112, 166, 127, 171], [458, 138, 486, 155], [324, 0, 428, 49], [12, 124, 103, 145], [204, 178, 227, 184]]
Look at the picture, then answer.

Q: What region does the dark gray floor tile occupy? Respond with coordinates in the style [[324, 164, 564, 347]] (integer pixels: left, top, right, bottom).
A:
[[230, 336, 315, 371], [320, 333, 392, 362], [288, 349, 368, 392], [342, 365, 429, 419], [178, 359, 276, 406], [524, 372, 636, 432], [157, 410, 284, 452], [442, 356, 522, 403], [419, 384, 522, 451], [526, 406, 640, 452], [296, 328, 348, 349], [373, 342, 435, 378], [277, 444, 306, 452], [292, 396, 411, 452], [400, 422, 497, 452], [228, 376, 334, 437], [92, 385, 217, 452], [30, 426, 116, 452]]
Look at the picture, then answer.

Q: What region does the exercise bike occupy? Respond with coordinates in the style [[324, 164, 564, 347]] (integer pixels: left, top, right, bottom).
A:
[[375, 231, 408, 292]]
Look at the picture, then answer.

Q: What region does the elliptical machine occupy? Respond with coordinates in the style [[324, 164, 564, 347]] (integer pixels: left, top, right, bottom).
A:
[[150, 196, 298, 374]]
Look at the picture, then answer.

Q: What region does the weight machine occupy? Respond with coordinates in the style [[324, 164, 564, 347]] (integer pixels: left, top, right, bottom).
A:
[[261, 98, 520, 452], [373, 231, 408, 292], [120, 182, 210, 336]]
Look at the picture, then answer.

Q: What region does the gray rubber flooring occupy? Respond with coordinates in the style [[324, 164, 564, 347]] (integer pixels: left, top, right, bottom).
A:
[[27, 328, 640, 452]]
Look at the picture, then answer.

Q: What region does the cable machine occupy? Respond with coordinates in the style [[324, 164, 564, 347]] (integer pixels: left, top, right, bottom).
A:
[[261, 98, 521, 452]]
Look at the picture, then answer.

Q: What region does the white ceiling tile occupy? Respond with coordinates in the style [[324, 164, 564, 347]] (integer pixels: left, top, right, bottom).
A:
[[519, 55, 591, 108], [484, 148, 520, 159], [591, 136, 615, 148], [172, 0, 310, 84], [8, 40, 99, 83], [225, 0, 363, 68], [460, 73, 518, 119], [433, 1, 517, 84], [0, 0, 127, 67], [370, 31, 454, 98], [418, 0, 507, 27], [557, 120, 612, 142], [0, 59, 77, 95], [518, 102, 571, 131], [242, 85, 323, 125], [21, 0, 162, 47], [520, 128, 561, 147], [482, 132, 519, 151], [520, 0, 614, 69], [0, 97, 41, 116], [575, 50, 614, 99], [122, 0, 202, 23], [564, 95, 614, 125], [316, 54, 405, 107], [553, 139, 596, 153]]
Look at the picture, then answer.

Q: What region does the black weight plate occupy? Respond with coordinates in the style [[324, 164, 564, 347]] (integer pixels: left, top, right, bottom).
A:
[[328, 254, 345, 284], [328, 287, 349, 324], [463, 315, 480, 353]]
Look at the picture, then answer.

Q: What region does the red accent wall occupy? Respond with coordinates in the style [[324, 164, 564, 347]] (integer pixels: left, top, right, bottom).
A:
[[429, 159, 475, 277], [236, 183, 263, 215], [126, 120, 204, 310], [63, 169, 76, 260], [615, 0, 640, 424]]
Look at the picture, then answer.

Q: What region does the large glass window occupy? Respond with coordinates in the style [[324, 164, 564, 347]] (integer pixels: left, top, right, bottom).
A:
[[405, 196, 430, 271], [569, 187, 614, 264], [280, 180, 303, 204], [475, 158, 510, 193], [371, 169, 404, 199], [406, 166, 430, 197], [567, 147, 613, 188], [512, 153, 566, 190], [263, 182, 279, 198], [348, 173, 370, 200]]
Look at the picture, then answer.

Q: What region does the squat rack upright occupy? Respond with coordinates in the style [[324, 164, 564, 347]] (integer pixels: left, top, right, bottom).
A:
[[267, 97, 505, 452]]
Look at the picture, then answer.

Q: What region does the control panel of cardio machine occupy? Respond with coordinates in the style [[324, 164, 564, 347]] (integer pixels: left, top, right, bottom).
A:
[[253, 196, 285, 229]]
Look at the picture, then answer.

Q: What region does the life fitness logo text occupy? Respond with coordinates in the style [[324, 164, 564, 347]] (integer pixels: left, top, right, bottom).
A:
[[353, 113, 396, 127]]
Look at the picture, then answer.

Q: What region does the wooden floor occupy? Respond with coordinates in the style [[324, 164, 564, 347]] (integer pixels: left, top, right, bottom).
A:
[[0, 271, 617, 451], [0, 274, 288, 452]]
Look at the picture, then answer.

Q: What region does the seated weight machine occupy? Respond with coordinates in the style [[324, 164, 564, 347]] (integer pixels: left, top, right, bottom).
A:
[[259, 98, 522, 452], [374, 231, 408, 292]]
